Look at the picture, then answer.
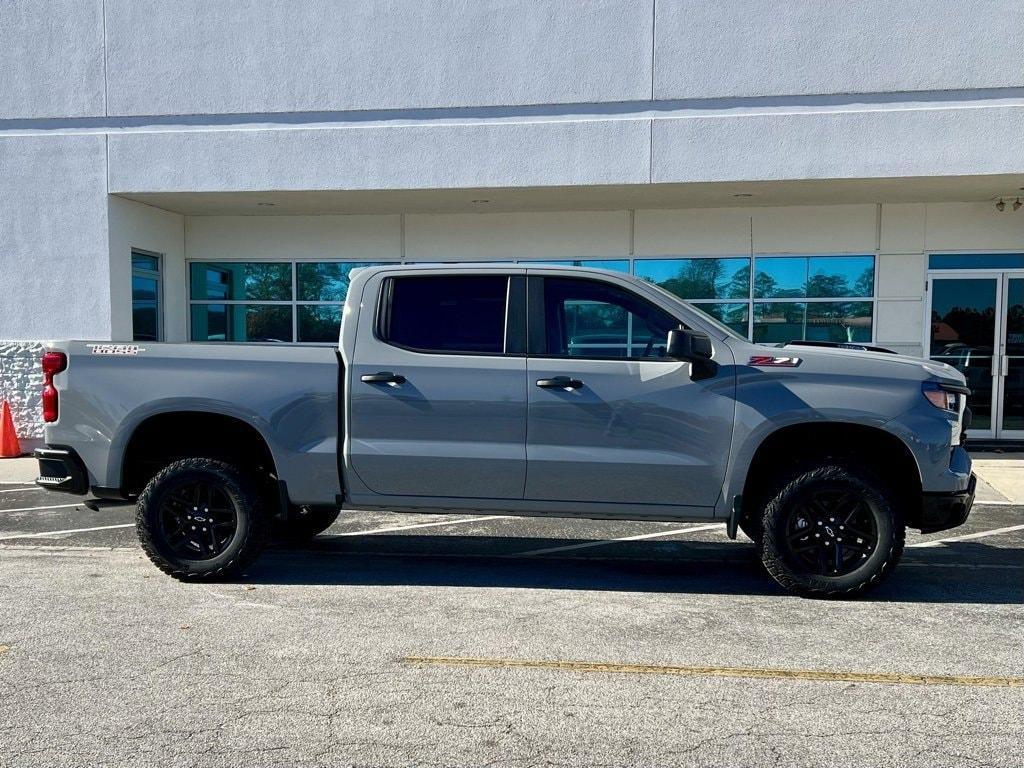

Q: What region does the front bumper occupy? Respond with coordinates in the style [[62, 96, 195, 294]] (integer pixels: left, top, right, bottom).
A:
[[919, 473, 976, 534], [34, 446, 89, 495]]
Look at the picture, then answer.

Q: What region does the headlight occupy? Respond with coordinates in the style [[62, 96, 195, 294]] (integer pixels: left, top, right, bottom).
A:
[[922, 382, 969, 412]]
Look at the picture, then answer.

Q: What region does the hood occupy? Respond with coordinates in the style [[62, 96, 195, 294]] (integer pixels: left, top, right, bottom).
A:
[[755, 342, 967, 386]]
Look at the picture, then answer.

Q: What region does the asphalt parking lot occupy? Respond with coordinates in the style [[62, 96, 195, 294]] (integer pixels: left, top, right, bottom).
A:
[[0, 478, 1021, 767]]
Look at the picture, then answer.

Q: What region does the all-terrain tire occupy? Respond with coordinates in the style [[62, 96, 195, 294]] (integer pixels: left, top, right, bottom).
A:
[[273, 506, 341, 542], [136, 458, 268, 581], [759, 463, 905, 598]]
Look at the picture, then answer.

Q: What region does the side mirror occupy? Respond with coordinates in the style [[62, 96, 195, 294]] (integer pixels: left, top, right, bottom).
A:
[[666, 328, 716, 380]]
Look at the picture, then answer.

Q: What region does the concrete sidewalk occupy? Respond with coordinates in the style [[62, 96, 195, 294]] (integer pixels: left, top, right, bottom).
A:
[[0, 456, 35, 484], [971, 453, 1024, 504], [3, 453, 1020, 502]]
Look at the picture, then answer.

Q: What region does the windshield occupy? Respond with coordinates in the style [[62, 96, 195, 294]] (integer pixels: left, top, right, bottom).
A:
[[641, 280, 747, 342]]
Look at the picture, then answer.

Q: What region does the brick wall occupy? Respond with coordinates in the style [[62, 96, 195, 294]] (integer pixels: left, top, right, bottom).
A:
[[0, 341, 44, 450]]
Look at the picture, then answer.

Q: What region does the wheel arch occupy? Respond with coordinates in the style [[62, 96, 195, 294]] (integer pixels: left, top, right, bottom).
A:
[[735, 421, 924, 531], [115, 406, 280, 498]]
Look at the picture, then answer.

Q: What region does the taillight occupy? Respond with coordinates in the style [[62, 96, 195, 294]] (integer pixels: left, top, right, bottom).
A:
[[41, 351, 67, 423]]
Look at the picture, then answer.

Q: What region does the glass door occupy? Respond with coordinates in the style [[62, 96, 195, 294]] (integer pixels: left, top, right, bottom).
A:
[[928, 274, 999, 440], [998, 275, 1024, 438]]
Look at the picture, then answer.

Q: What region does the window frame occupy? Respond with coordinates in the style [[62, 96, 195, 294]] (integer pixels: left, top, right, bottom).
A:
[[375, 273, 526, 357], [131, 248, 163, 342], [527, 275, 686, 361]]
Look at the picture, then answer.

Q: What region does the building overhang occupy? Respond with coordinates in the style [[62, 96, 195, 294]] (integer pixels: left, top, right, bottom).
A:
[[120, 175, 1024, 216]]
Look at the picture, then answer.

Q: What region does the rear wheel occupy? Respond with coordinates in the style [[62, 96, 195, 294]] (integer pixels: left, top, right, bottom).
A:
[[136, 458, 268, 580], [759, 464, 904, 598]]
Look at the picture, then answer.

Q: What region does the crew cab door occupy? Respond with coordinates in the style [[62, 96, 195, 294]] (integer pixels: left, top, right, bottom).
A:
[[525, 274, 735, 508], [348, 271, 527, 499]]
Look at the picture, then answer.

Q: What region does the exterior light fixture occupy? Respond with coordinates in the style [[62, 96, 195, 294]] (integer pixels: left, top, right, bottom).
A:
[[257, 202, 275, 207], [471, 199, 490, 204], [996, 199, 1006, 212], [733, 193, 754, 198]]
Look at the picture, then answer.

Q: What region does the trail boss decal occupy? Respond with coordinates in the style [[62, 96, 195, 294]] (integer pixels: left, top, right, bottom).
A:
[[87, 344, 146, 356]]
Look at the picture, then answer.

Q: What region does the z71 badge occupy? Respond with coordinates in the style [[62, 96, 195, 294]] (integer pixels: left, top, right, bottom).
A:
[[87, 344, 145, 356]]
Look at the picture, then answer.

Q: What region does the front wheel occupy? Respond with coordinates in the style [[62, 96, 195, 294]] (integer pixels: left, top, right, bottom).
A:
[[136, 458, 268, 580], [759, 464, 904, 598]]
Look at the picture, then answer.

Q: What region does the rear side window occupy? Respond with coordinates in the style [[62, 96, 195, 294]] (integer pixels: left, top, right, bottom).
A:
[[381, 275, 509, 354]]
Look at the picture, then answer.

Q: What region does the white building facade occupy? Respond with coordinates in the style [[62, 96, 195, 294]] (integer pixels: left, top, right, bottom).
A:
[[1, 0, 1023, 447]]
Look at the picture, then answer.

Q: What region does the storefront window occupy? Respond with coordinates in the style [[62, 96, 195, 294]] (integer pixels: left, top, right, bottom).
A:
[[634, 257, 750, 300], [132, 251, 162, 342], [187, 255, 876, 344], [189, 261, 383, 343], [639, 254, 876, 342]]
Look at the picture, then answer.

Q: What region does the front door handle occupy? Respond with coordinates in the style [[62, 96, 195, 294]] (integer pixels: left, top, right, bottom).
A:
[[536, 376, 584, 390], [361, 371, 406, 385]]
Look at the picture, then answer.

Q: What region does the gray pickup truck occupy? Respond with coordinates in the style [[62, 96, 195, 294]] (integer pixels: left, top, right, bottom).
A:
[[35, 264, 975, 597]]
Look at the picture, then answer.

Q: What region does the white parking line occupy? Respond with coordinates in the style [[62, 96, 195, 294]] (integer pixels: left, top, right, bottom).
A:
[[328, 515, 512, 537], [0, 512, 510, 543], [516, 523, 726, 556], [0, 523, 136, 540], [0, 487, 41, 493], [909, 524, 1024, 548], [973, 501, 1019, 507], [0, 502, 85, 513]]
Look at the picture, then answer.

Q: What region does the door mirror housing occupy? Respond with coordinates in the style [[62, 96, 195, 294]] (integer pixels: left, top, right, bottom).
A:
[[666, 328, 716, 380], [667, 328, 712, 361]]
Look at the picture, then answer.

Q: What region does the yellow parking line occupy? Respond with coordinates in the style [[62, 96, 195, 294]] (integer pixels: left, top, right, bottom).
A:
[[403, 656, 1024, 688]]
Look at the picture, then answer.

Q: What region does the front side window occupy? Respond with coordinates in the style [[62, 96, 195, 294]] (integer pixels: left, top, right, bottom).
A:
[[541, 278, 680, 360], [381, 275, 509, 354]]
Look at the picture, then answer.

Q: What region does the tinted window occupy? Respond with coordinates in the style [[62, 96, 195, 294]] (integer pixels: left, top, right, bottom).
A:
[[384, 275, 508, 354], [190, 304, 292, 343], [754, 257, 807, 298], [297, 261, 382, 302], [929, 253, 1024, 270], [542, 278, 681, 359], [807, 256, 874, 298], [634, 257, 750, 300], [132, 251, 161, 341], [189, 262, 291, 301]]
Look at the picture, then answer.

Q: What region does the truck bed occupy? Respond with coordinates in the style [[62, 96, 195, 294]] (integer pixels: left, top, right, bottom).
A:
[[44, 341, 341, 505]]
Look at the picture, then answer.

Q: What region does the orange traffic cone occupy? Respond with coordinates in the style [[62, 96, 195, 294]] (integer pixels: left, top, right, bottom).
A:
[[0, 401, 22, 458]]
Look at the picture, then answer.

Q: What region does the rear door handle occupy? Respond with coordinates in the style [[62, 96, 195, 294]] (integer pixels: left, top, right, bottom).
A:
[[536, 376, 584, 390], [361, 371, 406, 385]]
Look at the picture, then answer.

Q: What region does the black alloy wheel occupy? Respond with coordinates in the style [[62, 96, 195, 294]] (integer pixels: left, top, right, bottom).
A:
[[157, 480, 239, 560], [781, 485, 879, 577]]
